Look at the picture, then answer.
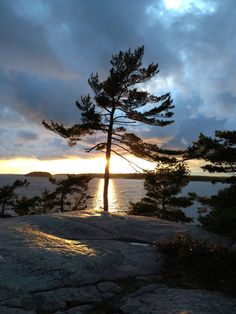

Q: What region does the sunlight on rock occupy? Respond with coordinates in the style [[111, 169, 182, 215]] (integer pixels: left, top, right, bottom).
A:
[[14, 225, 96, 256]]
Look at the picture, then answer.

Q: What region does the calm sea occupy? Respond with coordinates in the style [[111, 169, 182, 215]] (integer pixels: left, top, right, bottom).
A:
[[0, 175, 228, 221]]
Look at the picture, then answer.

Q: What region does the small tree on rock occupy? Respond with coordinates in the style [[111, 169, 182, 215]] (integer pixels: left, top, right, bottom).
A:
[[49, 175, 92, 212], [43, 46, 174, 211], [0, 179, 29, 217], [40, 189, 57, 213], [13, 196, 41, 216], [129, 161, 194, 222]]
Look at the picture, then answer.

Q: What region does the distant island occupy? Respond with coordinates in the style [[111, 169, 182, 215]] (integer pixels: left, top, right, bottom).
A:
[[25, 171, 52, 177]]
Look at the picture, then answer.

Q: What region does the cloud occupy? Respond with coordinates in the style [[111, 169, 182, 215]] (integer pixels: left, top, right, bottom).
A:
[[17, 130, 38, 141], [0, 0, 235, 162]]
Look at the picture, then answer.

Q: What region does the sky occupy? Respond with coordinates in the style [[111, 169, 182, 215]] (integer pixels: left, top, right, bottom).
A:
[[0, 0, 235, 174]]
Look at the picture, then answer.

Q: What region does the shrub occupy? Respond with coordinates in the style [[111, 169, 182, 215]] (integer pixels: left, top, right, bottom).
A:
[[156, 234, 236, 296], [13, 196, 41, 216], [198, 182, 236, 240]]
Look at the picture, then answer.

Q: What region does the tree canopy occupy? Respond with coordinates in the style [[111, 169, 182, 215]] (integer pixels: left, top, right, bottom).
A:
[[187, 130, 236, 174]]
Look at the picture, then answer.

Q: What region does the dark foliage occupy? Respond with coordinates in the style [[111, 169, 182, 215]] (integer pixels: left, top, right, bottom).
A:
[[157, 234, 236, 296], [0, 179, 29, 217], [198, 183, 236, 239], [187, 130, 236, 173], [43, 46, 174, 211], [129, 162, 194, 222], [39, 189, 57, 213], [49, 175, 92, 212], [188, 130, 236, 238], [13, 196, 41, 216]]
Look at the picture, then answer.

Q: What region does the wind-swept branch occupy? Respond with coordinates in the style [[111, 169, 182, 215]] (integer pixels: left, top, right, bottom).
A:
[[111, 150, 145, 173], [43, 46, 175, 211], [85, 143, 106, 153]]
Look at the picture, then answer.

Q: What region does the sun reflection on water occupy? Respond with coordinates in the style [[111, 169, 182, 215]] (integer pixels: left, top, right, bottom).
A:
[[93, 178, 118, 211]]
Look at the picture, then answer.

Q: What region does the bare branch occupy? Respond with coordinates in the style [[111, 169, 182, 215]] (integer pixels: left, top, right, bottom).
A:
[[111, 150, 145, 173], [85, 142, 106, 152], [111, 141, 138, 157]]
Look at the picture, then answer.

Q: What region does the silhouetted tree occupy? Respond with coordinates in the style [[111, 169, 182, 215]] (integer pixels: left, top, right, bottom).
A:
[[187, 130, 236, 173], [40, 189, 57, 213], [187, 130, 236, 238], [43, 46, 174, 211], [198, 184, 236, 239], [49, 175, 92, 212], [129, 161, 194, 222], [0, 179, 29, 217], [13, 196, 40, 216]]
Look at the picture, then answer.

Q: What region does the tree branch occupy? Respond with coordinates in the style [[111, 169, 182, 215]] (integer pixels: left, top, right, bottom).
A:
[[111, 149, 145, 173], [85, 142, 106, 152], [111, 141, 139, 157]]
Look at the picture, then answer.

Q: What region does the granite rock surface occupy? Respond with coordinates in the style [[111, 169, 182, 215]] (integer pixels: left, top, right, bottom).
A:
[[0, 210, 234, 313]]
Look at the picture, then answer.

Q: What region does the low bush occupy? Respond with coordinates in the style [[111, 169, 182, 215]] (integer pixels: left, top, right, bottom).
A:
[[156, 234, 236, 296], [198, 183, 236, 240]]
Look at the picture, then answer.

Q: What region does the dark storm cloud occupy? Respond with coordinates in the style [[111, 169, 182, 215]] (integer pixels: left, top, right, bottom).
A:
[[17, 130, 38, 141], [0, 0, 64, 77], [0, 0, 235, 160], [48, 0, 183, 78], [165, 115, 227, 149], [6, 71, 82, 124], [0, 127, 85, 159], [160, 0, 236, 120]]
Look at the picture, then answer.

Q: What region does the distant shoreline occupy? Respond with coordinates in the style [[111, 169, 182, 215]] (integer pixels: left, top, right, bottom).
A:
[[87, 173, 230, 182], [0, 172, 230, 182]]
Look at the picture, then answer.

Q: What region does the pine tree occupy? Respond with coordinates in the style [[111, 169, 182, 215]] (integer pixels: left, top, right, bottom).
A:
[[40, 189, 57, 213], [43, 46, 174, 211], [129, 161, 194, 222], [0, 179, 29, 217], [187, 130, 236, 173], [187, 130, 236, 238], [13, 196, 40, 216], [49, 175, 92, 212]]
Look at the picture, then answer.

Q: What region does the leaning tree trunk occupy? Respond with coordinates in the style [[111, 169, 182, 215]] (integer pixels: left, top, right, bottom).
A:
[[60, 192, 65, 212], [1, 202, 6, 217], [103, 107, 115, 212], [103, 150, 111, 212]]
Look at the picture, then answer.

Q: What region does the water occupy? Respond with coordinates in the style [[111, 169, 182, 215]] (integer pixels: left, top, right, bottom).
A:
[[181, 181, 228, 220], [0, 175, 228, 221]]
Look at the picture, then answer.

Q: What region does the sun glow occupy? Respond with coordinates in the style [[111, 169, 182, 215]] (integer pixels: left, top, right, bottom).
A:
[[163, 0, 187, 10], [0, 155, 154, 175], [163, 0, 216, 13], [0, 156, 206, 176]]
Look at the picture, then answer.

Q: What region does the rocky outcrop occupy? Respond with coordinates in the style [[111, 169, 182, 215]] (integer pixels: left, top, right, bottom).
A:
[[0, 210, 234, 313], [121, 284, 236, 314]]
